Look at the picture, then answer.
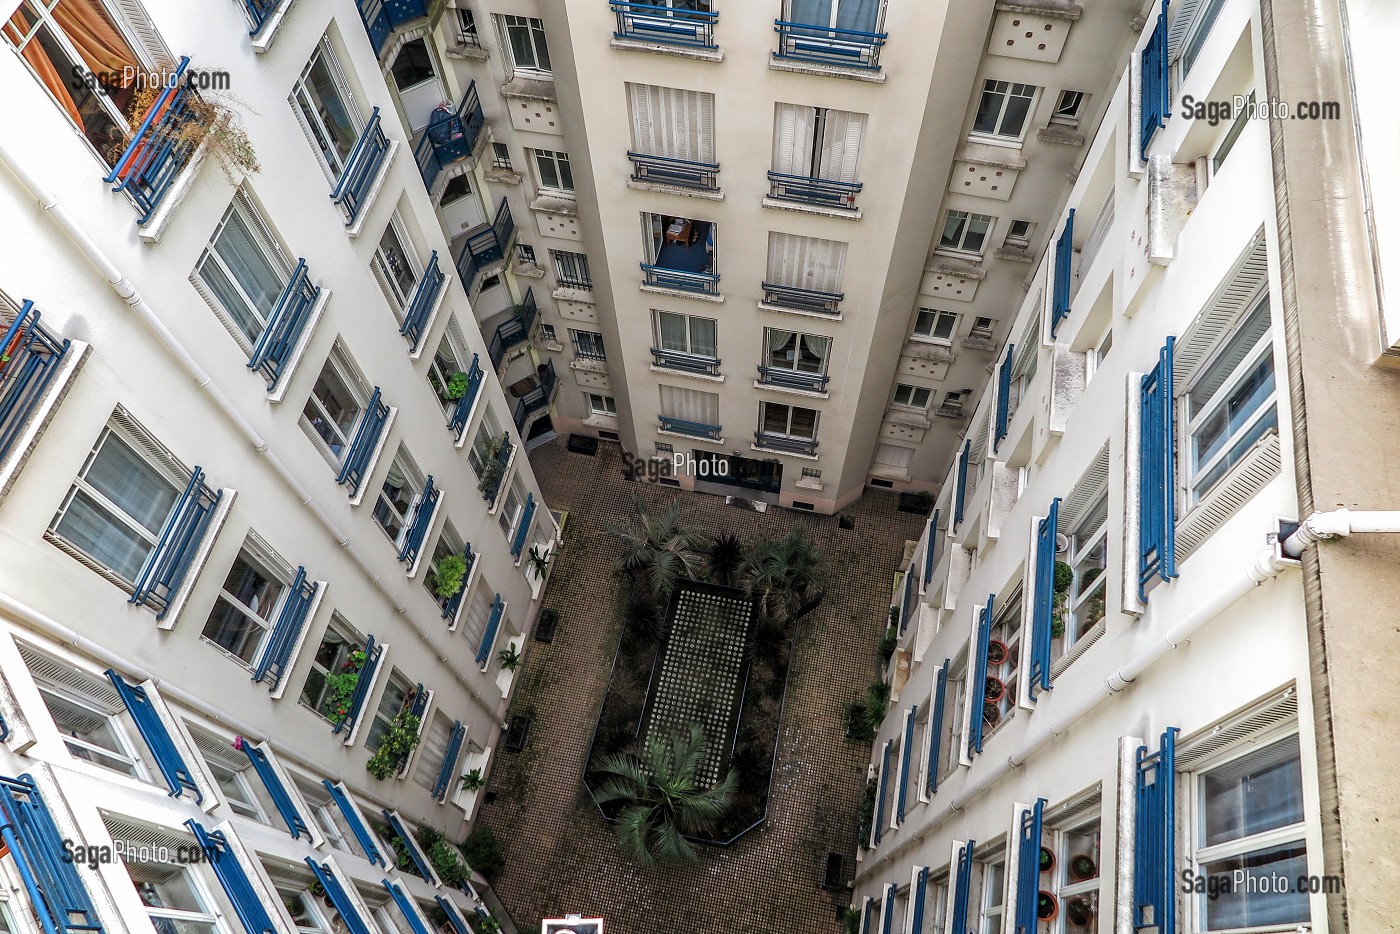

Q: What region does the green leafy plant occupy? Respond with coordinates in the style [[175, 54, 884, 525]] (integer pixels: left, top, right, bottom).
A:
[[705, 532, 745, 586], [526, 544, 551, 579], [857, 775, 878, 850], [842, 907, 862, 934], [443, 370, 471, 401], [434, 553, 469, 600], [878, 626, 898, 664], [476, 434, 508, 499], [866, 680, 891, 723], [472, 915, 502, 934], [497, 643, 522, 671], [1054, 560, 1074, 594], [591, 724, 737, 868], [459, 768, 485, 791], [742, 525, 823, 623], [608, 494, 705, 598], [459, 825, 505, 879], [365, 711, 421, 780], [324, 649, 367, 727], [844, 699, 875, 742], [413, 826, 471, 888]]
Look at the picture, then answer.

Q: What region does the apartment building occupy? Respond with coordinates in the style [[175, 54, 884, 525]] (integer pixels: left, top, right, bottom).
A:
[[852, 0, 1400, 931], [0, 0, 555, 931]]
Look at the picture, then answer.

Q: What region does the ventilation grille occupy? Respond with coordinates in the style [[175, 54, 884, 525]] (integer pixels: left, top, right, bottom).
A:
[[1173, 229, 1269, 394], [1050, 618, 1105, 680], [1060, 445, 1111, 532], [1046, 783, 1103, 827], [1176, 431, 1281, 562], [1176, 687, 1298, 770], [17, 642, 122, 710], [101, 816, 196, 863], [186, 725, 247, 772], [970, 411, 991, 464], [1012, 299, 1043, 377], [109, 406, 193, 483]]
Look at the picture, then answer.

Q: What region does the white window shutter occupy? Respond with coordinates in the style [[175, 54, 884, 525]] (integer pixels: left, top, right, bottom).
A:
[[772, 103, 815, 176], [659, 385, 719, 424], [819, 110, 866, 183], [628, 83, 656, 155], [768, 232, 798, 286], [108, 0, 174, 70], [695, 91, 715, 164], [234, 191, 293, 279]]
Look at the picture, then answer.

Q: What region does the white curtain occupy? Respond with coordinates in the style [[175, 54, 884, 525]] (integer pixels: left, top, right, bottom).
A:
[[202, 206, 285, 341], [656, 311, 688, 351], [689, 317, 717, 357], [768, 232, 848, 293], [659, 385, 719, 424]]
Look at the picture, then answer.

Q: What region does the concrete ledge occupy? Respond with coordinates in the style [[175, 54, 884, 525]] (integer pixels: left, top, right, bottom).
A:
[[627, 178, 725, 201], [760, 195, 862, 221], [768, 54, 887, 84], [500, 76, 557, 101], [650, 364, 724, 383], [641, 284, 724, 303], [752, 379, 829, 400], [609, 37, 724, 62], [757, 301, 843, 322]]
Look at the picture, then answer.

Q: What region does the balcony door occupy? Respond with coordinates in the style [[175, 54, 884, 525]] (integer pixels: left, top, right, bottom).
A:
[[772, 104, 865, 183], [389, 38, 445, 132], [786, 0, 882, 31], [439, 174, 487, 234]]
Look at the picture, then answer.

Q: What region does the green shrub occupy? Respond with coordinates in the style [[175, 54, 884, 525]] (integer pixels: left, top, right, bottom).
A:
[[460, 825, 505, 880], [866, 680, 891, 723], [878, 626, 898, 664]]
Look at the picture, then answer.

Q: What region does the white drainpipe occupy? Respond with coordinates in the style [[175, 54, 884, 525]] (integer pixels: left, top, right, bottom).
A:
[[856, 510, 1398, 879], [0, 142, 503, 725]]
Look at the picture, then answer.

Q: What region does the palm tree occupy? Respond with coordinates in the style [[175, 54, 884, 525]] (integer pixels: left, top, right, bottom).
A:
[[591, 725, 737, 868], [742, 525, 822, 622], [608, 494, 705, 597], [705, 532, 744, 586]]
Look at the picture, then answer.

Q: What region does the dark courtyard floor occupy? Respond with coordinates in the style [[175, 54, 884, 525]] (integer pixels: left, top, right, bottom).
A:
[[477, 438, 927, 934]]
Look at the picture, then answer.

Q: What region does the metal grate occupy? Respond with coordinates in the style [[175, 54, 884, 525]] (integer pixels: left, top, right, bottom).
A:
[[1175, 687, 1297, 770], [17, 642, 123, 710]]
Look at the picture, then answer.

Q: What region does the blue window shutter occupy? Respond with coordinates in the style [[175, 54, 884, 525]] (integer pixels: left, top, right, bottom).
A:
[[994, 342, 1015, 451], [1013, 798, 1047, 934], [953, 440, 971, 527], [253, 568, 317, 689], [432, 721, 466, 801], [510, 493, 536, 558], [873, 741, 891, 845], [1051, 210, 1076, 338], [880, 882, 896, 934], [434, 897, 473, 934], [950, 839, 976, 934], [129, 467, 223, 620], [304, 860, 372, 934], [381, 811, 435, 884], [926, 659, 949, 796], [0, 774, 105, 934], [967, 595, 995, 756], [1134, 727, 1180, 934], [1029, 498, 1062, 697], [0, 301, 71, 470], [323, 781, 384, 866], [1138, 337, 1178, 602], [1139, 0, 1170, 152], [103, 670, 201, 801], [397, 477, 440, 565], [860, 896, 876, 934], [475, 595, 505, 668], [241, 743, 309, 839], [896, 704, 917, 823], [333, 636, 383, 736], [923, 509, 939, 581], [909, 865, 929, 933], [898, 564, 916, 634], [383, 881, 433, 934], [184, 821, 276, 934]]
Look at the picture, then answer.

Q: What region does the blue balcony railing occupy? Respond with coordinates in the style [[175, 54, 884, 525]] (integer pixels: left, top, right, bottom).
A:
[[414, 82, 484, 191], [397, 476, 439, 566], [651, 348, 720, 376], [492, 198, 516, 255], [627, 152, 720, 192], [399, 252, 444, 353], [767, 171, 862, 210], [440, 548, 475, 621], [244, 0, 279, 34], [0, 775, 106, 934], [611, 1, 717, 48], [482, 435, 513, 506], [659, 416, 721, 440], [356, 0, 429, 56], [331, 108, 390, 227], [0, 301, 70, 468], [253, 567, 318, 689], [106, 57, 199, 224], [512, 360, 556, 431], [754, 431, 818, 456], [130, 468, 223, 620], [757, 366, 829, 393], [448, 355, 483, 440], [432, 721, 465, 799], [761, 281, 843, 316], [337, 387, 389, 496], [641, 263, 720, 295], [454, 199, 515, 292], [249, 259, 320, 389], [774, 19, 886, 71], [474, 594, 505, 668]]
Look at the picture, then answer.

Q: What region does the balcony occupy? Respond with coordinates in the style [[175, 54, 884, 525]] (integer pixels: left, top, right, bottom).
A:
[[248, 259, 321, 390], [129, 467, 224, 620], [627, 152, 720, 193], [773, 20, 886, 73], [399, 252, 445, 353], [356, 0, 429, 57], [651, 348, 721, 377], [0, 301, 71, 469], [106, 57, 200, 225], [766, 172, 862, 212], [414, 82, 484, 192], [243, 0, 278, 35], [757, 366, 829, 394], [761, 282, 843, 317], [611, 1, 718, 50], [486, 288, 537, 370], [754, 431, 818, 456], [454, 199, 516, 293], [659, 416, 721, 440], [512, 360, 557, 432], [331, 108, 391, 229]]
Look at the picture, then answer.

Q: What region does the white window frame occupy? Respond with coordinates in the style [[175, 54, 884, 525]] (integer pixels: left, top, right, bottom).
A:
[[764, 329, 831, 376], [940, 654, 967, 779], [495, 14, 552, 77], [194, 194, 292, 349], [468, 409, 503, 478], [298, 616, 366, 724], [426, 319, 471, 415], [371, 215, 420, 314], [124, 862, 225, 934], [978, 858, 1007, 934], [207, 758, 268, 822], [531, 148, 574, 194], [290, 40, 363, 179], [1050, 89, 1087, 127], [1004, 219, 1034, 248], [37, 684, 148, 779], [985, 595, 1021, 725], [759, 402, 819, 441], [199, 542, 291, 670], [939, 211, 996, 256], [653, 311, 717, 358], [971, 80, 1038, 142], [371, 446, 425, 549], [586, 393, 618, 417], [1054, 494, 1108, 665], [914, 309, 959, 344], [893, 384, 933, 410], [300, 344, 370, 469], [365, 670, 414, 753]]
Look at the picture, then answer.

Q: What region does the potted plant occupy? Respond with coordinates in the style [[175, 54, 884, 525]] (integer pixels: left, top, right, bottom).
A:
[[124, 81, 261, 183], [878, 626, 898, 664], [476, 435, 507, 498], [1039, 846, 1055, 874], [323, 649, 367, 727], [984, 676, 1005, 703], [1037, 891, 1059, 921], [1065, 896, 1095, 928], [459, 768, 485, 792], [526, 544, 551, 579], [845, 699, 874, 741], [1069, 853, 1097, 881], [365, 710, 422, 780], [443, 370, 470, 402], [434, 553, 469, 600], [1051, 615, 1066, 639], [497, 643, 522, 671], [982, 701, 1001, 727], [987, 640, 1008, 665]]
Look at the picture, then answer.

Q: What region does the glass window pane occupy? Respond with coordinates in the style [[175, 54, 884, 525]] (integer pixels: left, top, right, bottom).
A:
[[1202, 734, 1304, 846], [55, 489, 156, 582], [85, 435, 179, 536], [1199, 841, 1310, 931]]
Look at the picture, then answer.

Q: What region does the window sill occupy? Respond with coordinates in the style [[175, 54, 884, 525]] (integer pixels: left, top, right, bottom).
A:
[[552, 285, 595, 304], [768, 54, 887, 84], [484, 167, 523, 186], [137, 143, 215, 244], [925, 255, 988, 279], [885, 408, 932, 430], [752, 379, 829, 400], [640, 284, 724, 304], [959, 333, 998, 352], [757, 301, 844, 322], [249, 0, 297, 53], [445, 43, 490, 61], [658, 427, 726, 446], [500, 75, 557, 102], [751, 441, 819, 461], [583, 413, 620, 430], [569, 357, 609, 375], [626, 178, 725, 201], [902, 340, 956, 364], [529, 193, 578, 216], [760, 195, 862, 222], [609, 36, 724, 63], [1036, 125, 1086, 147], [869, 463, 910, 482], [994, 244, 1035, 263], [0, 340, 88, 504], [650, 364, 724, 384], [512, 261, 547, 279]]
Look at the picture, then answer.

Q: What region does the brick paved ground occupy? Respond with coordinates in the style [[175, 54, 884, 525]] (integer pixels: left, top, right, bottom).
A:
[[477, 439, 927, 934]]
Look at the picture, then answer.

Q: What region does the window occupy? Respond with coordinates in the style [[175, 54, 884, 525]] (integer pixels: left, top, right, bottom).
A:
[[371, 447, 425, 547], [201, 543, 288, 667], [389, 38, 435, 92], [195, 194, 291, 346], [365, 672, 413, 753], [299, 617, 365, 721], [123, 862, 220, 934], [1004, 220, 1034, 248], [495, 14, 551, 76], [491, 142, 513, 171], [659, 384, 720, 427], [772, 103, 866, 183], [1212, 91, 1253, 172], [1185, 294, 1276, 504], [291, 42, 362, 177], [939, 211, 995, 255], [426, 320, 471, 415], [187, 725, 272, 822], [940, 391, 966, 415], [1055, 494, 1107, 665], [801, 467, 821, 480], [914, 309, 959, 343], [531, 148, 574, 194], [539, 323, 557, 342], [423, 522, 467, 612], [461, 587, 494, 652], [2, 0, 153, 168], [497, 476, 526, 538], [765, 329, 830, 375], [301, 344, 369, 467], [372, 217, 419, 312], [413, 712, 455, 791], [467, 409, 502, 479], [766, 232, 847, 296], [1051, 90, 1087, 126], [515, 243, 538, 267], [979, 858, 1006, 934], [294, 777, 351, 851], [938, 653, 967, 780], [893, 384, 932, 410], [551, 250, 592, 289], [627, 84, 716, 164], [571, 329, 606, 360], [1179, 0, 1228, 76], [655, 442, 674, 456], [586, 394, 618, 417], [760, 402, 819, 439], [1047, 814, 1101, 933], [984, 593, 1021, 727], [972, 80, 1037, 140], [49, 425, 183, 584], [1190, 734, 1308, 931], [971, 316, 995, 337], [452, 7, 480, 47], [282, 887, 333, 934], [37, 683, 143, 777], [654, 311, 717, 357], [642, 212, 717, 275], [783, 0, 880, 32], [440, 173, 477, 209]]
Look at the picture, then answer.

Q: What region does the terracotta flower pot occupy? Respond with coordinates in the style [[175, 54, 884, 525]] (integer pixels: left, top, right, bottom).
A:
[[1069, 854, 1097, 881], [1037, 891, 1059, 921], [1039, 846, 1055, 874], [1066, 896, 1094, 928], [986, 639, 1008, 665], [982, 701, 1001, 727], [984, 676, 1005, 703]]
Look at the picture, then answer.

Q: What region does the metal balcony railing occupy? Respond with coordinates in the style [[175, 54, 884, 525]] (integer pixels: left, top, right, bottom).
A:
[[481, 435, 513, 506], [640, 264, 720, 295], [455, 199, 516, 292], [658, 416, 720, 440], [651, 348, 720, 376], [754, 431, 818, 456], [512, 360, 557, 432], [448, 355, 483, 440], [243, 0, 278, 34], [757, 366, 829, 393], [396, 475, 439, 566], [249, 259, 320, 389], [487, 290, 536, 369], [767, 171, 862, 210], [761, 282, 843, 316], [611, 1, 717, 49], [337, 388, 389, 496], [510, 493, 537, 558], [106, 57, 199, 224], [414, 82, 484, 191], [0, 301, 70, 468], [331, 108, 390, 227], [356, 0, 429, 56], [399, 252, 444, 353], [627, 152, 720, 192], [129, 467, 223, 619], [773, 19, 886, 71], [571, 340, 606, 361]]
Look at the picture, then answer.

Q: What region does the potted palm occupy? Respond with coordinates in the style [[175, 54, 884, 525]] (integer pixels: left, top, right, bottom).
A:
[[497, 643, 522, 671], [459, 768, 485, 792], [526, 544, 551, 579]]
